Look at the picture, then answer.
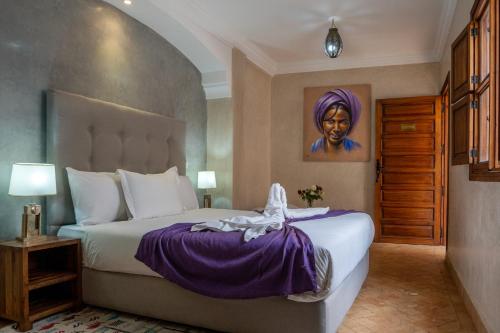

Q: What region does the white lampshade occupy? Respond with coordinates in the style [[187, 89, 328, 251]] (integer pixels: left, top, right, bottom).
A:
[[198, 171, 216, 189], [8, 163, 57, 196]]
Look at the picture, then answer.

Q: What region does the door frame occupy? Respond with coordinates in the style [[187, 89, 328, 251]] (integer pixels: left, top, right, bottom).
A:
[[441, 73, 450, 246], [374, 95, 447, 245]]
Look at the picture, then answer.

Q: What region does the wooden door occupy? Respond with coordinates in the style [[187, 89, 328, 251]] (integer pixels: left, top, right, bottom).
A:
[[375, 96, 443, 245]]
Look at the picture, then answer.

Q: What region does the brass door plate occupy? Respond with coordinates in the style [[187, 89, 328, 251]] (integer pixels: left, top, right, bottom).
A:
[[400, 123, 417, 131]]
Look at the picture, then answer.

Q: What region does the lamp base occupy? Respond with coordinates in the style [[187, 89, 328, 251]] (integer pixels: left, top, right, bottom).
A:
[[17, 204, 42, 242], [16, 235, 50, 243], [203, 194, 212, 208]]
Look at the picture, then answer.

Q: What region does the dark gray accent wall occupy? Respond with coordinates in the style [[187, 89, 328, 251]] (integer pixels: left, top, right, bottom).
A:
[[0, 0, 207, 240]]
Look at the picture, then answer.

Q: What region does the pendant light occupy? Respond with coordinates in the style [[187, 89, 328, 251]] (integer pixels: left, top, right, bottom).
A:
[[324, 18, 343, 58]]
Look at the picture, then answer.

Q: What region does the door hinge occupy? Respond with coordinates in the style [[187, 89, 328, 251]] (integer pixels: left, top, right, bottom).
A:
[[441, 185, 445, 197], [470, 100, 479, 109], [441, 144, 445, 154], [441, 103, 445, 113], [470, 148, 478, 158], [440, 224, 443, 239], [471, 75, 480, 84], [471, 27, 479, 36]]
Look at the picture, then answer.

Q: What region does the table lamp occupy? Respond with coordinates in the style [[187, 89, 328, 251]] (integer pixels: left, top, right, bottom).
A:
[[8, 163, 57, 241], [198, 171, 216, 208]]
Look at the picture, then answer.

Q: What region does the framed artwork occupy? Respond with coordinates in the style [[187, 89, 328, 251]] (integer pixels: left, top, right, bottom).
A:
[[303, 84, 371, 161]]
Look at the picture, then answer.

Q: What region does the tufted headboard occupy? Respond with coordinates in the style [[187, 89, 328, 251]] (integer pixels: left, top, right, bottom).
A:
[[46, 90, 186, 234]]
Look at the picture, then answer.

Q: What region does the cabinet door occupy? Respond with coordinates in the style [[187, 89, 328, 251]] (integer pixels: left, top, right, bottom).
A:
[[451, 94, 474, 165], [451, 25, 474, 103], [472, 0, 500, 171], [470, 0, 500, 176]]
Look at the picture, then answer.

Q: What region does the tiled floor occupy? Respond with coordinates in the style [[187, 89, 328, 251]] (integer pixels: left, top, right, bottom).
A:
[[339, 243, 476, 333], [0, 243, 476, 332]]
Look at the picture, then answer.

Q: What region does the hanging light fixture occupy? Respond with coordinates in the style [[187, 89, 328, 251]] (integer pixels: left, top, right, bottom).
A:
[[324, 18, 343, 58]]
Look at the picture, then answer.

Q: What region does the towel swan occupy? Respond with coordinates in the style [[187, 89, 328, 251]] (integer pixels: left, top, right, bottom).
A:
[[191, 183, 329, 241]]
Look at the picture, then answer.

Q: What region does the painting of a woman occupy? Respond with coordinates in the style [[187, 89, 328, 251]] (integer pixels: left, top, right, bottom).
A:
[[311, 89, 361, 153], [303, 84, 370, 162]]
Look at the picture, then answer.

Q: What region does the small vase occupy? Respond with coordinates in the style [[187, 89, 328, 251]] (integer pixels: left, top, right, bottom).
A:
[[306, 200, 313, 208]]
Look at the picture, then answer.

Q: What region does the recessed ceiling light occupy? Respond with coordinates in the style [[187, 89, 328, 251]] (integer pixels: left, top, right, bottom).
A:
[[124, 0, 132, 5]]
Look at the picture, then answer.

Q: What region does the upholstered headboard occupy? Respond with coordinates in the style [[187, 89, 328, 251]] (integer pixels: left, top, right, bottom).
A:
[[46, 90, 186, 234]]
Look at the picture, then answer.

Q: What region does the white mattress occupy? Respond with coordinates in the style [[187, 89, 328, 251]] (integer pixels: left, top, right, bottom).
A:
[[58, 208, 374, 302]]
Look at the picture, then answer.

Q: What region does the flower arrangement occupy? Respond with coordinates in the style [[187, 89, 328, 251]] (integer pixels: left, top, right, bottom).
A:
[[298, 185, 324, 208]]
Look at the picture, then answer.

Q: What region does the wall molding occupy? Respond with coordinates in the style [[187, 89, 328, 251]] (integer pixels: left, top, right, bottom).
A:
[[202, 81, 231, 99], [275, 52, 439, 75], [445, 255, 490, 333], [202, 70, 231, 99]]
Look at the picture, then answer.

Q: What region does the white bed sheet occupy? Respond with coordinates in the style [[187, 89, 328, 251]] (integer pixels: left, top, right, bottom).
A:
[[58, 208, 374, 302]]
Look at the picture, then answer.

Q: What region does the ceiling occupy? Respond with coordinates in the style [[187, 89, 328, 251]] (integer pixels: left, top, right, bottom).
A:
[[184, 0, 456, 74], [103, 0, 229, 74], [105, 0, 457, 97]]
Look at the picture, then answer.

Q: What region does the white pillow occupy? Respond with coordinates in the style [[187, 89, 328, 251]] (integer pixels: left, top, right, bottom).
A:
[[66, 168, 128, 225], [117, 167, 184, 220], [178, 176, 199, 210]]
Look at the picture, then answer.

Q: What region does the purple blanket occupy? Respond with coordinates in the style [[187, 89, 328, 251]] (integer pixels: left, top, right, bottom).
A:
[[135, 210, 354, 299]]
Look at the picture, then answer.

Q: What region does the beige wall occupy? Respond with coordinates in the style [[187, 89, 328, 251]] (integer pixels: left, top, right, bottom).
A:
[[207, 98, 233, 208], [271, 63, 440, 212], [232, 48, 272, 209], [441, 1, 500, 332]]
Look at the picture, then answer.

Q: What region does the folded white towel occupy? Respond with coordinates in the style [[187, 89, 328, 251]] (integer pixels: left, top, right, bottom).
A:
[[280, 186, 329, 218], [191, 183, 329, 241], [191, 183, 285, 241]]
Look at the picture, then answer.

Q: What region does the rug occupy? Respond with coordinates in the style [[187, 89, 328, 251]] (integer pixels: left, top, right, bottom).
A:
[[0, 307, 217, 333]]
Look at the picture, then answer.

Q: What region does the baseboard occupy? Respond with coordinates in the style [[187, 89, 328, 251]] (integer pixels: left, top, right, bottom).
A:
[[445, 255, 489, 333]]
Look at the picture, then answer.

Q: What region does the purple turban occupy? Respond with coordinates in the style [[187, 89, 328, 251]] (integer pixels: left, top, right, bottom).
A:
[[312, 89, 361, 134]]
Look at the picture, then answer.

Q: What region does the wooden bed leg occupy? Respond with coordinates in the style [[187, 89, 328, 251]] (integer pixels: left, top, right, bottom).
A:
[[16, 320, 33, 332]]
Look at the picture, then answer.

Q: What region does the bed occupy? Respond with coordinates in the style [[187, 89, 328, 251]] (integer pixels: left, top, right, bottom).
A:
[[46, 90, 374, 333]]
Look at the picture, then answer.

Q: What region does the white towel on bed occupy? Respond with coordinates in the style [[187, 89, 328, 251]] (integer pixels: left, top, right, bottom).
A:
[[191, 183, 284, 241], [280, 186, 329, 218], [191, 183, 329, 241]]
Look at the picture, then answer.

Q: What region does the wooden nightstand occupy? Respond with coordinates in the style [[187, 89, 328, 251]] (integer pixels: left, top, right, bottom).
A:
[[0, 236, 82, 331]]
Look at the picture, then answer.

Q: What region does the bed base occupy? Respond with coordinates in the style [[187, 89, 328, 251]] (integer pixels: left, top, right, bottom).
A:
[[82, 251, 369, 333]]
